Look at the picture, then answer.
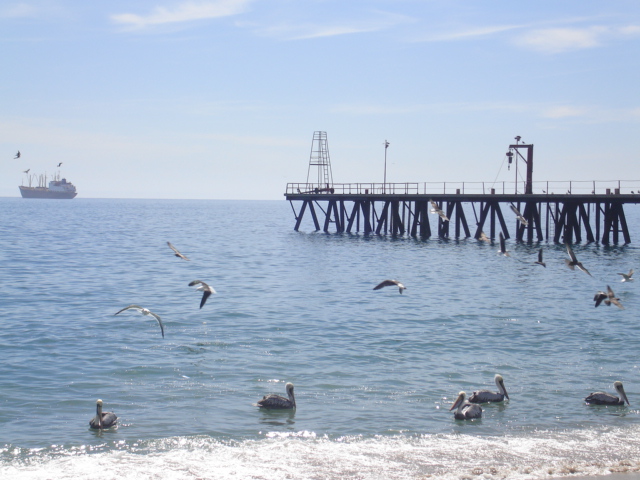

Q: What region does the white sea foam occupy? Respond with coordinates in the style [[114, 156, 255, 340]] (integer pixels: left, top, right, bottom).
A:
[[3, 427, 640, 480]]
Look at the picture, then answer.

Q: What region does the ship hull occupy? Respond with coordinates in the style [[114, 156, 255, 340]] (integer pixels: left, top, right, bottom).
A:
[[19, 186, 77, 199]]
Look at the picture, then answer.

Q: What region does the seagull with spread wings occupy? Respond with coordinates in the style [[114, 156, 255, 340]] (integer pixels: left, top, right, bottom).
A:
[[564, 243, 591, 276], [114, 305, 165, 338], [188, 280, 216, 308], [167, 241, 190, 261], [373, 279, 406, 294]]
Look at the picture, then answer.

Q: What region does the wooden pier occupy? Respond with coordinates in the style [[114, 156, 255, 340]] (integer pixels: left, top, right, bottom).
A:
[[285, 183, 640, 244], [286, 134, 640, 244]]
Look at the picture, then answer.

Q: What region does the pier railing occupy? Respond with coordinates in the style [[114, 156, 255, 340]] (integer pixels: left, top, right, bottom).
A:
[[286, 180, 640, 196]]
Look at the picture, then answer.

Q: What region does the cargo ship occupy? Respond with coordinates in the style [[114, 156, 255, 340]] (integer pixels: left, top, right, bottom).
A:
[[19, 173, 77, 199]]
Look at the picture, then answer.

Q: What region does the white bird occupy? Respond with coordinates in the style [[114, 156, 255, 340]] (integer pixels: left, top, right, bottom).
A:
[[564, 243, 591, 276], [89, 399, 118, 429], [498, 232, 509, 256], [254, 382, 296, 409], [617, 269, 634, 282], [510, 204, 528, 226], [450, 391, 482, 420], [534, 248, 546, 267], [373, 279, 406, 294], [188, 280, 216, 308], [429, 199, 449, 222], [585, 381, 630, 406], [167, 241, 190, 261], [594, 285, 623, 309], [114, 305, 165, 338], [469, 374, 510, 403], [478, 231, 490, 243]]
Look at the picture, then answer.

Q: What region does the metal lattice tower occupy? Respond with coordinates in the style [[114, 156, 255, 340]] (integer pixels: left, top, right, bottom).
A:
[[306, 131, 333, 187]]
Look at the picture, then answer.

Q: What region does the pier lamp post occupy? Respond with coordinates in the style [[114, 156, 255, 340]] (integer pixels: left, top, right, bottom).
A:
[[383, 140, 389, 194]]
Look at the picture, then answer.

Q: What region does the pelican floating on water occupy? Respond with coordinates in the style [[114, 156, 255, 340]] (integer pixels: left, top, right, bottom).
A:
[[373, 279, 406, 294], [564, 243, 591, 276], [585, 381, 630, 406], [450, 391, 482, 420], [188, 280, 216, 308], [167, 241, 190, 261], [89, 399, 117, 429], [618, 269, 634, 282], [114, 304, 165, 338], [469, 374, 509, 403], [254, 382, 296, 409]]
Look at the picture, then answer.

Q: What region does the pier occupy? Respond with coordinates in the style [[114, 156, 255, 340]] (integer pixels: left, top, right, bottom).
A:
[[285, 133, 640, 244]]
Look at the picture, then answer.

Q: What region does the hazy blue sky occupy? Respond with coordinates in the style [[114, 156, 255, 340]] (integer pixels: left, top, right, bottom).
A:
[[1, 0, 639, 199]]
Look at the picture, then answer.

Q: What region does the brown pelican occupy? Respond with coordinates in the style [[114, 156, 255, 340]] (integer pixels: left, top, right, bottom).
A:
[[188, 280, 216, 308], [429, 199, 450, 222], [167, 241, 190, 261], [114, 304, 165, 338], [564, 243, 591, 276], [469, 374, 509, 403], [14, 151, 20, 159], [510, 204, 528, 226], [498, 232, 509, 256], [450, 391, 482, 420], [534, 248, 546, 267], [618, 269, 634, 282], [254, 382, 296, 409], [373, 279, 406, 294], [585, 381, 630, 406], [89, 399, 118, 429], [594, 285, 623, 309]]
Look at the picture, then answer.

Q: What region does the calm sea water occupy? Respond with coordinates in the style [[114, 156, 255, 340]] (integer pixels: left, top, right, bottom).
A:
[[1, 198, 640, 479]]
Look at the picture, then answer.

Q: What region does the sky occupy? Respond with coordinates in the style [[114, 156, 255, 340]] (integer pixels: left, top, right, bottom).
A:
[[1, 0, 639, 199]]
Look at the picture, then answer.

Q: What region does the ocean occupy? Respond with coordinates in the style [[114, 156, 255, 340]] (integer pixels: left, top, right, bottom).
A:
[[1, 197, 639, 479]]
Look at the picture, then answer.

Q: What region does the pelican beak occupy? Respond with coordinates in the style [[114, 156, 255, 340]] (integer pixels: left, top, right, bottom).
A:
[[499, 379, 509, 400], [449, 395, 462, 411], [621, 390, 630, 406]]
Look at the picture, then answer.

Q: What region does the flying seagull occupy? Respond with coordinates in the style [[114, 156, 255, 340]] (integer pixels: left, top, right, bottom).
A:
[[478, 231, 491, 243], [14, 151, 20, 159], [188, 280, 216, 308], [498, 232, 509, 256], [585, 381, 630, 406], [373, 279, 406, 294], [429, 199, 449, 222], [254, 382, 296, 409], [594, 285, 623, 309], [114, 304, 165, 338], [57, 162, 63, 167], [617, 269, 634, 282], [510, 204, 528, 226], [23, 168, 30, 174], [167, 241, 189, 261], [564, 243, 591, 276], [534, 248, 546, 267], [89, 399, 118, 429]]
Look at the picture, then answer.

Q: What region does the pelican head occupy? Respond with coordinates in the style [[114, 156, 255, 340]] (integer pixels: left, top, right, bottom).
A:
[[614, 381, 630, 405], [495, 374, 509, 400], [285, 382, 296, 405], [450, 391, 466, 411]]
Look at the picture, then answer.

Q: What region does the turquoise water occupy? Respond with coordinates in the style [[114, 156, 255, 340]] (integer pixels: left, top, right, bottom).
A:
[[1, 198, 640, 479]]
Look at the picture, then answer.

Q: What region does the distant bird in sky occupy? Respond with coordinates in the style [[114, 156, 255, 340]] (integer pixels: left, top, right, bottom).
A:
[[450, 391, 482, 420], [373, 279, 406, 294], [14, 151, 20, 159], [23, 168, 30, 174], [564, 243, 591, 276], [254, 382, 296, 409], [585, 381, 630, 406], [114, 304, 165, 338], [498, 232, 509, 256], [89, 399, 118, 429], [429, 199, 449, 222], [534, 248, 546, 267], [510, 204, 528, 226], [618, 269, 634, 282], [167, 241, 189, 261], [57, 162, 62, 167], [188, 280, 216, 308], [594, 285, 624, 309]]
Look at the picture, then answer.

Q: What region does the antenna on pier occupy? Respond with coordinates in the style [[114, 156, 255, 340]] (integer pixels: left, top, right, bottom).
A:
[[306, 131, 333, 188], [507, 135, 534, 194]]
